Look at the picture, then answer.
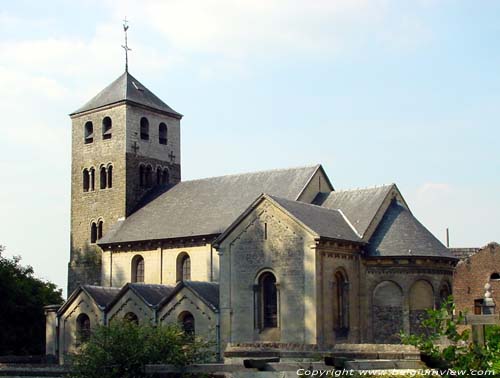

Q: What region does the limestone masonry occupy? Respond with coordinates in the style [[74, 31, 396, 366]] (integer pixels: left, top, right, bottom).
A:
[[45, 69, 459, 363]]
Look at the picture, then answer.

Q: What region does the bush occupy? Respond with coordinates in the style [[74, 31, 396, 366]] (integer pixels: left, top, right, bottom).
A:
[[69, 320, 215, 378], [400, 297, 500, 374]]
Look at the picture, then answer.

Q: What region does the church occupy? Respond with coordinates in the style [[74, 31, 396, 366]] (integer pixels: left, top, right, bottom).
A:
[[44, 67, 457, 363]]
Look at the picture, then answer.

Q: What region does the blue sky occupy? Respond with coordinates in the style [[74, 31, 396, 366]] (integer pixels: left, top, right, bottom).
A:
[[0, 0, 498, 295]]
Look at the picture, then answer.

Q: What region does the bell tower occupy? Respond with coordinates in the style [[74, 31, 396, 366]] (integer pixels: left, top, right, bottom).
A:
[[68, 71, 182, 294]]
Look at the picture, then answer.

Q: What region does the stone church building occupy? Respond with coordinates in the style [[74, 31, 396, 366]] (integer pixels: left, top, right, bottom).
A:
[[45, 69, 457, 362]]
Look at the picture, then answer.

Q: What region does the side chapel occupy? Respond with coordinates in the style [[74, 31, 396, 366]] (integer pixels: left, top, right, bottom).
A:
[[45, 68, 457, 363]]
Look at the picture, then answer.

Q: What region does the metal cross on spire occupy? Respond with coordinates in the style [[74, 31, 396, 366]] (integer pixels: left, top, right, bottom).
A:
[[121, 17, 132, 72]]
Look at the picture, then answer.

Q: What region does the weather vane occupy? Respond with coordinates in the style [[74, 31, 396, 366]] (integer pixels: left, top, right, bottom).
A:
[[122, 17, 131, 72]]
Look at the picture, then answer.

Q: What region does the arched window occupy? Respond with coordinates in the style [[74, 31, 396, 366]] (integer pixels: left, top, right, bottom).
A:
[[176, 253, 191, 282], [107, 165, 113, 188], [124, 312, 139, 325], [100, 166, 107, 189], [83, 169, 90, 192], [178, 311, 195, 335], [334, 270, 349, 338], [97, 220, 103, 240], [140, 117, 149, 140], [159, 123, 167, 145], [132, 255, 145, 283], [491, 273, 500, 281], [257, 272, 278, 329], [145, 166, 153, 188], [102, 117, 112, 140], [162, 169, 170, 185], [89, 168, 95, 191], [139, 165, 145, 187], [156, 167, 162, 185], [84, 121, 93, 144], [90, 222, 97, 244], [76, 313, 91, 344]]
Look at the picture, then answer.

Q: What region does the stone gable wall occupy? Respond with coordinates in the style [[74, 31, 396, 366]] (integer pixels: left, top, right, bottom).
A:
[[219, 200, 317, 350]]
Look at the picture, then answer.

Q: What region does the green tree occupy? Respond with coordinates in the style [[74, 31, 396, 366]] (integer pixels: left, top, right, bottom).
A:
[[0, 245, 63, 355], [70, 320, 215, 378]]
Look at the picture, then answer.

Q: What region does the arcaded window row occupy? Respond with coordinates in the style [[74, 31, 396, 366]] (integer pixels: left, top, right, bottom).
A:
[[90, 219, 104, 244], [83, 165, 113, 192], [139, 117, 168, 145], [139, 165, 170, 188], [84, 117, 112, 144], [83, 116, 169, 145], [130, 252, 191, 284]]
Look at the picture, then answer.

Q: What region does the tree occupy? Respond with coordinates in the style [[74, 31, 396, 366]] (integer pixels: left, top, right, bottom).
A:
[[70, 320, 215, 378], [0, 245, 63, 355]]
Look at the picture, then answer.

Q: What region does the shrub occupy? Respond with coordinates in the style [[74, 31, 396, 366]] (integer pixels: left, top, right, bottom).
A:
[[400, 297, 500, 374], [69, 320, 214, 378]]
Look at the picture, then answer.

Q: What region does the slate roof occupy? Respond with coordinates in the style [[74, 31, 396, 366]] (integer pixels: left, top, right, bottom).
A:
[[99, 165, 323, 244], [313, 185, 395, 238], [129, 283, 175, 307], [366, 200, 456, 259], [71, 71, 182, 118], [269, 196, 362, 243], [83, 285, 121, 308], [57, 285, 121, 315], [182, 281, 219, 310]]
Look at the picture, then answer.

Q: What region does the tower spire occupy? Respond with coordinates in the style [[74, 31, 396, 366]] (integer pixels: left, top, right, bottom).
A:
[[121, 17, 131, 72]]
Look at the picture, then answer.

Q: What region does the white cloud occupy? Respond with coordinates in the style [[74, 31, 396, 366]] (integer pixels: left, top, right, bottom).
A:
[[110, 0, 433, 59]]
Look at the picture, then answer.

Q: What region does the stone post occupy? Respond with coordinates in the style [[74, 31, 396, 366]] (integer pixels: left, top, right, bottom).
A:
[[482, 283, 495, 315], [44, 305, 61, 363]]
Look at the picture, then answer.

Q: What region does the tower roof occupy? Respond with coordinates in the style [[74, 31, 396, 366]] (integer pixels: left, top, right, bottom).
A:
[[70, 71, 182, 118]]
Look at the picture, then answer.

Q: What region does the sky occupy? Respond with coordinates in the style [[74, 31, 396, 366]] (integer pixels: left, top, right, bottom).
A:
[[0, 0, 498, 296]]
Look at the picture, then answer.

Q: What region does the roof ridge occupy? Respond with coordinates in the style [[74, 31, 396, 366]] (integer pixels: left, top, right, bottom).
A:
[[180, 164, 321, 184], [332, 183, 395, 193], [268, 194, 342, 213]]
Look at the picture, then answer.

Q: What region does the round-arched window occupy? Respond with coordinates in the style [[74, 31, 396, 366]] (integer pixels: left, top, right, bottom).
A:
[[178, 311, 195, 335], [132, 255, 145, 283]]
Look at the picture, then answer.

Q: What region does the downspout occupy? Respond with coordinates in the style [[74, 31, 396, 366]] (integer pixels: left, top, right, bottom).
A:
[[109, 250, 113, 287], [160, 247, 163, 284], [216, 310, 221, 361], [210, 245, 213, 281]]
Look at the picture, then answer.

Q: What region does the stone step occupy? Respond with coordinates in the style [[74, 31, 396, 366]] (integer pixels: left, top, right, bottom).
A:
[[345, 359, 426, 370]]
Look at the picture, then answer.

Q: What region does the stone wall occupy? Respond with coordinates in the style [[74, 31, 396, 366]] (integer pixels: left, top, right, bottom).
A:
[[101, 242, 216, 287], [361, 259, 454, 343], [69, 102, 181, 294], [219, 199, 317, 350], [318, 243, 362, 345]]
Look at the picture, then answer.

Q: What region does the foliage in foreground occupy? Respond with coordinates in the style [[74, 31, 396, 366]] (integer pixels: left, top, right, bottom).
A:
[[0, 245, 63, 355], [69, 320, 215, 378], [401, 297, 500, 374]]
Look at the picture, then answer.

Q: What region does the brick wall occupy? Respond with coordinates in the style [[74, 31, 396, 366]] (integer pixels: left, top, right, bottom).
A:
[[454, 242, 500, 314]]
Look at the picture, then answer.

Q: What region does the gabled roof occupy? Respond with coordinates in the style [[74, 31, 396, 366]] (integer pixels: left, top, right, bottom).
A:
[[107, 283, 176, 310], [269, 196, 362, 243], [313, 184, 399, 238], [159, 281, 219, 311], [215, 194, 363, 246], [366, 200, 456, 259], [99, 165, 325, 245], [58, 285, 120, 315], [70, 71, 182, 118]]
